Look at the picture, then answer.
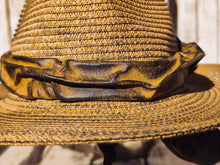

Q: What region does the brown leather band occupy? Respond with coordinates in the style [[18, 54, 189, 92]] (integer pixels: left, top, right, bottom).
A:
[[1, 42, 204, 101]]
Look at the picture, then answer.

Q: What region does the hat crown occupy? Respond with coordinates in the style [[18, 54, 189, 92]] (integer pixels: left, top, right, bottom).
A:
[[11, 0, 177, 61]]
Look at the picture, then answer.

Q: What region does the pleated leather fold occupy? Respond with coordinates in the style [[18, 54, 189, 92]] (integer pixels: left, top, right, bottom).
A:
[[1, 42, 204, 101]]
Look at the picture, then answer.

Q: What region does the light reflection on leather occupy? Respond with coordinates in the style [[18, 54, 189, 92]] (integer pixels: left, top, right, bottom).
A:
[[1, 42, 204, 101]]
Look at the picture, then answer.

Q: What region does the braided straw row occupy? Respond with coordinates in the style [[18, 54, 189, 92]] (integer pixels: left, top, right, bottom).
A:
[[11, 0, 178, 61], [0, 65, 219, 145]]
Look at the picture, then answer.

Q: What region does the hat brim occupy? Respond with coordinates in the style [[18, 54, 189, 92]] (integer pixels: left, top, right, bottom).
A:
[[0, 64, 219, 145]]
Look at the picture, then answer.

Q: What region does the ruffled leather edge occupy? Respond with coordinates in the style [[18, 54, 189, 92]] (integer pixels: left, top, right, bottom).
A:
[[0, 41, 205, 101]]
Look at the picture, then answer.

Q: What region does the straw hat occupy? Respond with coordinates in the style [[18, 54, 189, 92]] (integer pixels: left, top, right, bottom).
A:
[[0, 0, 219, 145]]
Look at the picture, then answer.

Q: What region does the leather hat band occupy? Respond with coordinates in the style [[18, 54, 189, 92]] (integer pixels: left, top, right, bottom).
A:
[[1, 42, 204, 101]]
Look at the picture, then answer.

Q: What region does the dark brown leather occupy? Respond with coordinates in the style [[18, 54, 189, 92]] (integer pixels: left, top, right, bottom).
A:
[[0, 42, 204, 101]]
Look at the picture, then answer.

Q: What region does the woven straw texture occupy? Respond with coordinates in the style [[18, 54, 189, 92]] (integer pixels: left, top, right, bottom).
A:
[[0, 0, 220, 145], [0, 64, 219, 145], [12, 0, 178, 61]]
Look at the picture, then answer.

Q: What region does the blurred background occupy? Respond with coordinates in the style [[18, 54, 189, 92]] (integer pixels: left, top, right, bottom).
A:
[[0, 0, 219, 165]]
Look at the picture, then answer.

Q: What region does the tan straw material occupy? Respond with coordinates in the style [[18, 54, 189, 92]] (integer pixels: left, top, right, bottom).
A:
[[11, 0, 178, 61], [0, 64, 219, 145], [0, 0, 220, 145]]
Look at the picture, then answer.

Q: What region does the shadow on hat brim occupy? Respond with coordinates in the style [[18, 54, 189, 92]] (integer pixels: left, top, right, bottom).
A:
[[148, 71, 215, 102], [0, 64, 219, 145]]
